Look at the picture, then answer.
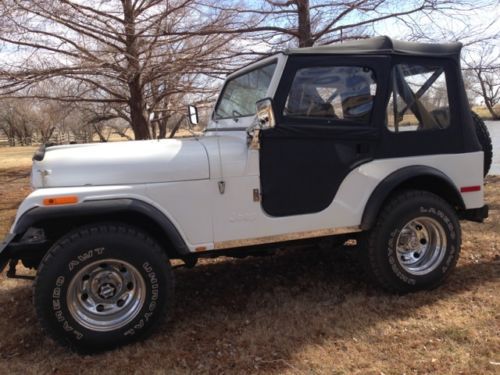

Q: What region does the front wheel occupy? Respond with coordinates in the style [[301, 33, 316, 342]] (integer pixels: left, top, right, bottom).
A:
[[34, 223, 174, 352], [362, 190, 461, 293]]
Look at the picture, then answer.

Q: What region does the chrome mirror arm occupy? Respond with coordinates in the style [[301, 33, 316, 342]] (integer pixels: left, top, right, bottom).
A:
[[247, 118, 262, 150], [247, 98, 276, 150]]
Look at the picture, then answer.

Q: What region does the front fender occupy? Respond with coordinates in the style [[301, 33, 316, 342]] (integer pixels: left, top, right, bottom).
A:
[[1, 198, 190, 272]]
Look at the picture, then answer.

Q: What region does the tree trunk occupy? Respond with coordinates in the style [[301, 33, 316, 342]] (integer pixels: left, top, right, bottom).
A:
[[169, 118, 184, 138], [93, 124, 108, 142], [159, 116, 168, 139], [128, 83, 151, 139], [296, 0, 313, 47], [477, 71, 500, 119], [123, 0, 151, 140], [485, 99, 500, 120]]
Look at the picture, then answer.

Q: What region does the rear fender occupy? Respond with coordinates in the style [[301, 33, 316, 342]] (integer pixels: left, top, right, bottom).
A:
[[361, 165, 465, 230]]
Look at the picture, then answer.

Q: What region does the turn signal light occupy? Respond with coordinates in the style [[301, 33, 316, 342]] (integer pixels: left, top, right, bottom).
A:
[[43, 196, 79, 206]]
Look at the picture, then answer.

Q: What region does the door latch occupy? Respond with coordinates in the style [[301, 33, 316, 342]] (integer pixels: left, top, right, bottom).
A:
[[218, 181, 225, 194]]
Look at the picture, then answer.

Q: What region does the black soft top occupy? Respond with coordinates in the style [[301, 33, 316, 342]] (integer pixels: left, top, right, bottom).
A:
[[286, 36, 462, 59]]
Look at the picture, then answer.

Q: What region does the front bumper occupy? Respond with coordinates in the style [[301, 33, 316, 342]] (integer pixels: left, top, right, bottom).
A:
[[0, 233, 15, 273], [460, 205, 489, 223], [0, 231, 49, 274]]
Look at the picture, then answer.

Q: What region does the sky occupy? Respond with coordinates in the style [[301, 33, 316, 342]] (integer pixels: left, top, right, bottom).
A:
[[374, 1, 499, 47], [0, 1, 498, 72]]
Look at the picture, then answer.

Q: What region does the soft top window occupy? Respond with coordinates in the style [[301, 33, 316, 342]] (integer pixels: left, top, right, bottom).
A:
[[284, 66, 376, 124], [387, 63, 450, 132]]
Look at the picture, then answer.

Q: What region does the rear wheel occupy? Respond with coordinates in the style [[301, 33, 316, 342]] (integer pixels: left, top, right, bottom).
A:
[[34, 223, 174, 352], [362, 190, 461, 293]]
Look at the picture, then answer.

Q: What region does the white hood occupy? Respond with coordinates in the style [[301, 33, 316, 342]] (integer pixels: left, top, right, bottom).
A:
[[31, 138, 209, 188]]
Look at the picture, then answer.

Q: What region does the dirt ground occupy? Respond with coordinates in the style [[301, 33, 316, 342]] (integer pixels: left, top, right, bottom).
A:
[[0, 147, 498, 374]]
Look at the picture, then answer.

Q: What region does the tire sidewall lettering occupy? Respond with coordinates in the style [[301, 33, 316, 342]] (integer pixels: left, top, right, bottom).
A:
[[123, 262, 161, 338], [385, 202, 458, 286], [51, 274, 84, 341], [49, 248, 163, 342], [68, 247, 105, 272]]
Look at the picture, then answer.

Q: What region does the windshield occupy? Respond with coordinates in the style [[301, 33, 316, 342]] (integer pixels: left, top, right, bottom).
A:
[[214, 62, 277, 120]]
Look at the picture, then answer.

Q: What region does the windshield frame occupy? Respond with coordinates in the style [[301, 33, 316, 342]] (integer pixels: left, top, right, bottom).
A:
[[212, 58, 279, 121]]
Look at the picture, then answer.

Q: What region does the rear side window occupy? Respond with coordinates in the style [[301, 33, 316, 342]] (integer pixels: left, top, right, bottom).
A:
[[284, 66, 376, 124], [387, 64, 450, 132]]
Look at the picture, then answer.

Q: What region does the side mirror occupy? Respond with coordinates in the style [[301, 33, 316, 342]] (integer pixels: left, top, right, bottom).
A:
[[256, 98, 276, 129], [188, 105, 199, 126]]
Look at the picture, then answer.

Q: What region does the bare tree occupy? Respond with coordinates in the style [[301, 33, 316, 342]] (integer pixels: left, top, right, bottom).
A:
[[1, 0, 495, 144], [193, 0, 482, 49], [0, 0, 237, 140], [0, 100, 36, 146], [0, 98, 76, 145], [463, 43, 500, 119], [462, 69, 478, 107]]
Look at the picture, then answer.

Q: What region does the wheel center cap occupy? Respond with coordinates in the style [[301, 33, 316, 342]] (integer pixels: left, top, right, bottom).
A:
[[401, 231, 418, 249], [99, 283, 116, 299]]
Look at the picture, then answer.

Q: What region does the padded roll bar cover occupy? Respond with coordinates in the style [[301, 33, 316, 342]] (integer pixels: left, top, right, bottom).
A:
[[286, 36, 462, 59], [360, 165, 465, 230]]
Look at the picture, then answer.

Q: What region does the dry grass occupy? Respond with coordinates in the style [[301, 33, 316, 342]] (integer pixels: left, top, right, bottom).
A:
[[0, 147, 499, 374], [0, 146, 37, 169], [472, 106, 500, 120]]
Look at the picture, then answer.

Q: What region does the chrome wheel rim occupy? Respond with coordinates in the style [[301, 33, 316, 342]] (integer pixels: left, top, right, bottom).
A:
[[67, 259, 146, 332], [395, 217, 447, 276]]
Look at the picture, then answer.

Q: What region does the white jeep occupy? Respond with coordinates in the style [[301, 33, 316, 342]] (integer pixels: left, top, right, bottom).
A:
[[0, 37, 491, 351]]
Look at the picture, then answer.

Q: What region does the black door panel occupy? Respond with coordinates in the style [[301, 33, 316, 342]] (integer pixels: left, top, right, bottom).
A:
[[259, 55, 389, 217], [260, 125, 377, 216]]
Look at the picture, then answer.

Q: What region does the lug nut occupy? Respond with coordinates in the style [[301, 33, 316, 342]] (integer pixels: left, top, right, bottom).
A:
[[96, 304, 104, 312]]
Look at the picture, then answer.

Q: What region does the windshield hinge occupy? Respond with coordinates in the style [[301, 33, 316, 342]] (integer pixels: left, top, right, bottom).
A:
[[253, 188, 260, 202]]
